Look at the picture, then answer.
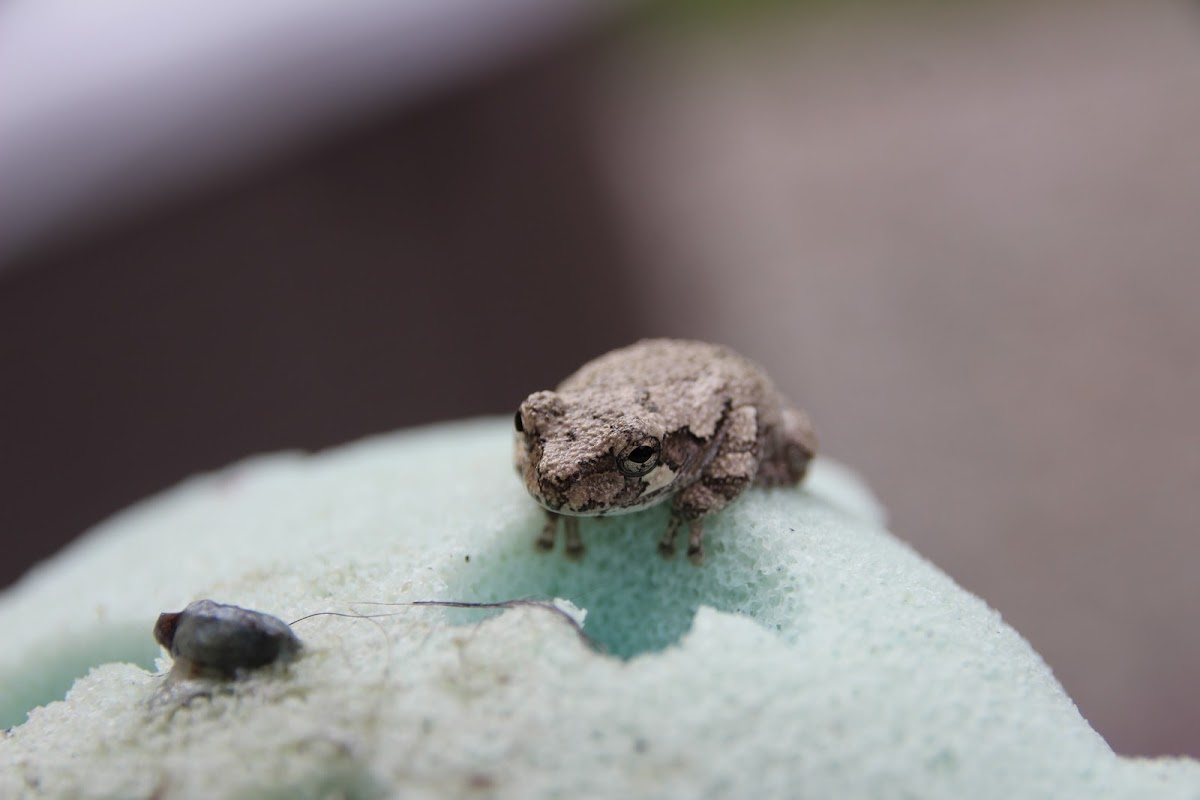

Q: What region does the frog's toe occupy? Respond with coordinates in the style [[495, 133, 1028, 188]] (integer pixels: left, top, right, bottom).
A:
[[658, 516, 682, 558], [686, 522, 706, 566]]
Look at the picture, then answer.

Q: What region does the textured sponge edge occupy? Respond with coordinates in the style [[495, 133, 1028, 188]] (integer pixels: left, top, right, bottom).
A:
[[0, 417, 1198, 799]]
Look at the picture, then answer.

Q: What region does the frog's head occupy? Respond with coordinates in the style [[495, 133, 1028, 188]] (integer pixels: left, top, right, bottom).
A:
[[513, 390, 679, 516]]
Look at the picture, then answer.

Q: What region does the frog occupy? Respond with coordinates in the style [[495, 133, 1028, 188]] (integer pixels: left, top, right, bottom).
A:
[[513, 339, 816, 564]]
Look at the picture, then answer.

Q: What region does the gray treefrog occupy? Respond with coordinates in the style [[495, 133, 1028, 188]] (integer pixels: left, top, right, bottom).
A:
[[514, 339, 816, 564]]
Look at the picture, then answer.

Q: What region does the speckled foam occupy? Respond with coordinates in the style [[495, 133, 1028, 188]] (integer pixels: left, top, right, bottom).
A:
[[1, 418, 1197, 799]]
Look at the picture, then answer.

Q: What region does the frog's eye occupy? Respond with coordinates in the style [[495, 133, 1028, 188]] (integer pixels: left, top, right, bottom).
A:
[[514, 410, 525, 433], [617, 439, 660, 476]]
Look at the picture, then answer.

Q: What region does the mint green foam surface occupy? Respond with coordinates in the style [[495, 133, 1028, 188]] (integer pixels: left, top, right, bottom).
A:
[[1, 418, 1197, 798]]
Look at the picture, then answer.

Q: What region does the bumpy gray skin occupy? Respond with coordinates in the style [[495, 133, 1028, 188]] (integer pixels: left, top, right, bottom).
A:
[[153, 599, 302, 680], [514, 339, 817, 564]]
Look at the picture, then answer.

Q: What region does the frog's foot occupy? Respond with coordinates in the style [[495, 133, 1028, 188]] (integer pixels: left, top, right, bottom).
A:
[[535, 511, 558, 552], [563, 516, 585, 560]]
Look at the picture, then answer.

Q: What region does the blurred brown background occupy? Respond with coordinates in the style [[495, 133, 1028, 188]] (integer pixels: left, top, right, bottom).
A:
[[1, 0, 1197, 758]]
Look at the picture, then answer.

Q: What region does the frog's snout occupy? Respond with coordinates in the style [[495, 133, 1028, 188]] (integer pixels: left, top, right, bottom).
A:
[[530, 466, 575, 512]]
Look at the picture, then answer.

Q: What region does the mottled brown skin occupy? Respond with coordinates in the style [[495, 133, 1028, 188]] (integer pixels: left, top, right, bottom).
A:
[[514, 339, 816, 564]]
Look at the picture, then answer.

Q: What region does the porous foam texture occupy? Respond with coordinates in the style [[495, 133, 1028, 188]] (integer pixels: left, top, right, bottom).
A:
[[1, 419, 1196, 798]]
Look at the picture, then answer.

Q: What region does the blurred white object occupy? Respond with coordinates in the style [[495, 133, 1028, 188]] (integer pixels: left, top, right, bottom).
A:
[[0, 0, 622, 268]]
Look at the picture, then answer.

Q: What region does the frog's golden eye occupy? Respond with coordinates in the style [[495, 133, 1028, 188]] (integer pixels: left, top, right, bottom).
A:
[[514, 410, 525, 433], [617, 439, 660, 476]]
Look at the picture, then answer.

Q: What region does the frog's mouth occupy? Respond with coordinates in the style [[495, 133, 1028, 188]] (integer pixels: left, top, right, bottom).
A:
[[537, 492, 673, 518], [530, 464, 678, 517]]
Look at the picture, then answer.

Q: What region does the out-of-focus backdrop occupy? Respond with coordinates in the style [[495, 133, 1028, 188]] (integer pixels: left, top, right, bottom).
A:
[[1, 0, 1197, 758]]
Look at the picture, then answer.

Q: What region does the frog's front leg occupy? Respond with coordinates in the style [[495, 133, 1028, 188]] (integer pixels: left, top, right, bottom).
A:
[[563, 516, 584, 560], [536, 510, 558, 551], [657, 514, 708, 565], [667, 406, 760, 565], [658, 515, 682, 558], [535, 511, 584, 559]]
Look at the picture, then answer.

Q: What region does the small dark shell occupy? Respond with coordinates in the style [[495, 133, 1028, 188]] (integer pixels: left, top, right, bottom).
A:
[[154, 599, 301, 678]]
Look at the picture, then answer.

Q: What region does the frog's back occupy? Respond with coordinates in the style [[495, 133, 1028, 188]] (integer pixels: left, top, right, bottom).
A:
[[558, 339, 760, 393]]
